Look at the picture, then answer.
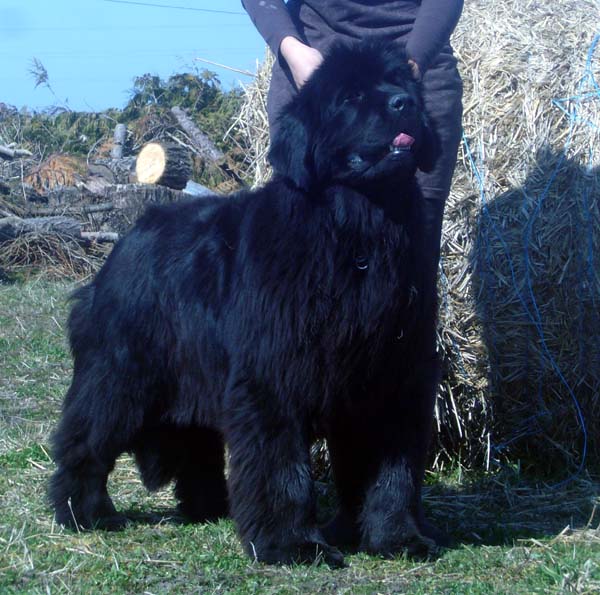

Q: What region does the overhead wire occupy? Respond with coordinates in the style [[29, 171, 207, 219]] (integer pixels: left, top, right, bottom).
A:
[[102, 0, 246, 15]]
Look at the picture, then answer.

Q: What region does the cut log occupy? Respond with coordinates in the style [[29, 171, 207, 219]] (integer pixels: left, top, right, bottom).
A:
[[81, 231, 119, 243], [87, 162, 116, 184], [110, 123, 127, 159], [99, 183, 184, 234], [27, 183, 184, 235], [170, 106, 243, 187], [81, 176, 113, 196], [30, 202, 115, 216], [135, 142, 192, 190], [89, 156, 136, 185], [0, 216, 82, 242], [183, 180, 214, 197], [0, 144, 33, 160], [171, 106, 224, 162]]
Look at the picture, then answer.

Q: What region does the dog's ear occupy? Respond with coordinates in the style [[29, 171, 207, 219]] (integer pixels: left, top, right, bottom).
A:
[[268, 101, 313, 191], [416, 113, 442, 174]]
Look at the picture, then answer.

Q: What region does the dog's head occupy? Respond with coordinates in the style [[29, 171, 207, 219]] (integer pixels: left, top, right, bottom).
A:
[[269, 40, 440, 191]]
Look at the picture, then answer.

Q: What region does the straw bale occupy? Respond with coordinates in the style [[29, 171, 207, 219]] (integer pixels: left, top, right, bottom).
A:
[[227, 52, 274, 187], [438, 0, 600, 472], [230, 0, 600, 472]]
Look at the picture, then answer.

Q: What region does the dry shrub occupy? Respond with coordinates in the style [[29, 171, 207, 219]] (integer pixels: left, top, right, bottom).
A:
[[0, 233, 109, 280], [231, 0, 600, 473], [24, 154, 87, 193], [94, 139, 117, 159]]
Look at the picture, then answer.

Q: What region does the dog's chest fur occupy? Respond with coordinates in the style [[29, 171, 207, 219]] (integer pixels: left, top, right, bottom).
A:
[[233, 182, 425, 398]]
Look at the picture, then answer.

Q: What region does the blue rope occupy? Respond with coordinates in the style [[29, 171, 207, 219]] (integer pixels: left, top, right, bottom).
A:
[[461, 33, 600, 485]]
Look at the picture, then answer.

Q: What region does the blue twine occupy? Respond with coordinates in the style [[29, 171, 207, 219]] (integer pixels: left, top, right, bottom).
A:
[[461, 33, 600, 485]]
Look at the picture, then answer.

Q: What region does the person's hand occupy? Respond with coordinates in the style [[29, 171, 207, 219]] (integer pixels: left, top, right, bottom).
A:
[[279, 36, 324, 89]]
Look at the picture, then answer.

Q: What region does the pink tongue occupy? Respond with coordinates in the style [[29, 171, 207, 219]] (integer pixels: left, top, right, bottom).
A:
[[392, 132, 415, 148]]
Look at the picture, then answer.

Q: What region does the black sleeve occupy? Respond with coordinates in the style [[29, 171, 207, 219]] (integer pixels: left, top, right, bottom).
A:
[[405, 0, 464, 73], [241, 0, 302, 56]]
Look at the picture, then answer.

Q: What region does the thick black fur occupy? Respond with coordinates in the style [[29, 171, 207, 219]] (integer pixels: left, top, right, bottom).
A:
[[49, 41, 444, 567]]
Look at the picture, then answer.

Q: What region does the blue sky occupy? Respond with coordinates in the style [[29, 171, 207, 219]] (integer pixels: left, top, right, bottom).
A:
[[1, 0, 267, 112]]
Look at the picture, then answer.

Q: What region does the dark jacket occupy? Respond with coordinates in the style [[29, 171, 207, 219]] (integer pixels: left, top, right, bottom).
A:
[[241, 0, 463, 74]]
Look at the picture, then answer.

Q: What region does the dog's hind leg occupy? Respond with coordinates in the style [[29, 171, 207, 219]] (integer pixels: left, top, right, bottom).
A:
[[133, 424, 228, 522], [173, 427, 228, 522], [49, 374, 139, 531]]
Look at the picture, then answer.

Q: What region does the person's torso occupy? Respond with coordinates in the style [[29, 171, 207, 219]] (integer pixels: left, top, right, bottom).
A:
[[288, 0, 421, 48]]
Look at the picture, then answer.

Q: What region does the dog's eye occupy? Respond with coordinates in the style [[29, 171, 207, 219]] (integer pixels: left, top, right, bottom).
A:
[[343, 91, 365, 104]]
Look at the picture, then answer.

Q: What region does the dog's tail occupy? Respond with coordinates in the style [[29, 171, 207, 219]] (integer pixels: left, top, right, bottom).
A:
[[67, 284, 95, 357]]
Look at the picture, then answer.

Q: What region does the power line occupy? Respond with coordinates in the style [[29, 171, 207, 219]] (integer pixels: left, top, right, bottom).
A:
[[102, 0, 246, 15], [0, 49, 260, 59], [0, 24, 249, 31]]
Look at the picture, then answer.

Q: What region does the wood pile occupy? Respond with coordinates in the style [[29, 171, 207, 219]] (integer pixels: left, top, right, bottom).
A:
[[0, 110, 234, 278]]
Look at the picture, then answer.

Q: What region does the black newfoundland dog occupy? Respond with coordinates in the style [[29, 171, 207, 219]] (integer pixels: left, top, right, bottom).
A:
[[49, 41, 445, 567]]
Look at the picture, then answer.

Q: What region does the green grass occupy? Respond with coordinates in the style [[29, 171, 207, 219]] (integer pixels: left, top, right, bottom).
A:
[[1, 279, 599, 594]]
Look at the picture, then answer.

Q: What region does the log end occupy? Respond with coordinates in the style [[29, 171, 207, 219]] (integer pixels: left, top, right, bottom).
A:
[[136, 142, 167, 185], [135, 142, 192, 190]]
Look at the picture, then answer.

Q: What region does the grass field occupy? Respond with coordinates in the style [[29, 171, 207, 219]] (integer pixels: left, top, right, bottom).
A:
[[1, 279, 599, 594]]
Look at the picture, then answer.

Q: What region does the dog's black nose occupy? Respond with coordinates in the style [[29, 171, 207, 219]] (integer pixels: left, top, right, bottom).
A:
[[388, 94, 410, 111]]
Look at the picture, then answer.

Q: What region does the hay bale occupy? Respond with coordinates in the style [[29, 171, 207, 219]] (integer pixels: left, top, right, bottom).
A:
[[437, 0, 600, 472], [227, 52, 273, 187], [230, 0, 600, 472]]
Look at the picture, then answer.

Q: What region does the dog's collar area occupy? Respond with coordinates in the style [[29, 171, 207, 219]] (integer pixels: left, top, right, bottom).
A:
[[348, 153, 366, 169], [354, 254, 369, 270]]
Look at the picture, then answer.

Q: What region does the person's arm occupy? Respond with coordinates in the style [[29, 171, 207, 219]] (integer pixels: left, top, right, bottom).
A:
[[405, 0, 464, 75], [241, 0, 301, 58], [241, 0, 323, 88]]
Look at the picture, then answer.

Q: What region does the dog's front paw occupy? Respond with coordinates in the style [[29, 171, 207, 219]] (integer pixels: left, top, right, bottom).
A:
[[250, 540, 346, 567], [360, 512, 443, 558]]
